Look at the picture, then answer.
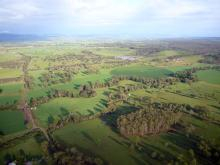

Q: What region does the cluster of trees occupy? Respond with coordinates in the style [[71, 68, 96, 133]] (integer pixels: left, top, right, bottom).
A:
[[172, 69, 197, 83], [141, 102, 210, 120], [47, 112, 100, 132], [39, 71, 73, 87], [111, 75, 177, 88], [182, 134, 220, 165], [117, 106, 182, 136], [30, 90, 78, 107], [196, 136, 220, 164], [52, 150, 103, 165], [48, 63, 85, 73], [0, 77, 22, 83], [79, 84, 97, 97], [0, 102, 17, 111], [84, 65, 99, 74], [24, 75, 34, 89], [199, 54, 220, 64], [3, 151, 44, 165]]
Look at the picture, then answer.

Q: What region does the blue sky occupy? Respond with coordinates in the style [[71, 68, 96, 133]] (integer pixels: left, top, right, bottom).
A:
[[0, 0, 220, 37]]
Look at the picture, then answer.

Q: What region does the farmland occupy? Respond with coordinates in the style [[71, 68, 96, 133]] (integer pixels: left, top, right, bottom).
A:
[[0, 39, 220, 165], [0, 111, 26, 135]]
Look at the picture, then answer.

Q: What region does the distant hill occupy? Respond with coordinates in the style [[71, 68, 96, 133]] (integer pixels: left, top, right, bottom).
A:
[[0, 33, 47, 42]]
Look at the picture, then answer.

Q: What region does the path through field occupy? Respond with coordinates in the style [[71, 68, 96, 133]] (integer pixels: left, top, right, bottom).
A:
[[18, 54, 50, 141]]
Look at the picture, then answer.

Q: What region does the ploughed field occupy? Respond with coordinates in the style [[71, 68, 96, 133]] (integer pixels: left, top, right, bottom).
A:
[[0, 40, 220, 165]]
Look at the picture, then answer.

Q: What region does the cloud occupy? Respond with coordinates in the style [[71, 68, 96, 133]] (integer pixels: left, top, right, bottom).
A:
[[61, 0, 144, 26], [0, 0, 41, 23], [0, 0, 219, 36]]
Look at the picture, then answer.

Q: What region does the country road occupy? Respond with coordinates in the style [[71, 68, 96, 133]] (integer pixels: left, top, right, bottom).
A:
[[18, 54, 50, 141]]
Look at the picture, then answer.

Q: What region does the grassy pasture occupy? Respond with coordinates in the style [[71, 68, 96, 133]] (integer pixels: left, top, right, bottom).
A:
[[53, 118, 144, 165], [132, 87, 219, 110], [27, 69, 112, 100], [131, 81, 220, 120], [18, 45, 83, 57], [0, 95, 20, 105], [0, 53, 21, 62], [53, 115, 212, 165], [92, 47, 135, 57], [164, 66, 192, 72], [29, 58, 49, 70], [157, 50, 184, 57], [0, 82, 23, 105], [196, 69, 220, 84], [0, 137, 43, 164], [182, 114, 220, 144], [73, 69, 112, 87], [34, 89, 107, 127], [0, 111, 26, 135], [111, 65, 172, 78], [0, 82, 23, 94], [0, 68, 22, 79], [27, 87, 48, 101]]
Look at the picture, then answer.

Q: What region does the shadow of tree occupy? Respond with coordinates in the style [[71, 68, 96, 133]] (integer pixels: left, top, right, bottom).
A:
[[60, 107, 70, 117], [87, 109, 94, 115], [81, 131, 95, 144], [99, 99, 107, 107], [100, 104, 139, 133], [108, 135, 124, 146], [74, 84, 81, 89], [130, 155, 146, 165], [160, 132, 196, 151]]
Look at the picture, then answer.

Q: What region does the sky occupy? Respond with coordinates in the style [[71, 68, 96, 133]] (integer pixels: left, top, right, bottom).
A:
[[0, 0, 220, 38]]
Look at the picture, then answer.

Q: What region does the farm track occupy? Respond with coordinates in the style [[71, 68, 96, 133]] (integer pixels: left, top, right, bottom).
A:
[[18, 54, 50, 141]]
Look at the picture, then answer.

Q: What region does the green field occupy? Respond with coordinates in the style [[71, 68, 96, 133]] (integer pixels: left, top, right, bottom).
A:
[[0, 68, 22, 79], [53, 118, 143, 165], [0, 53, 21, 62], [53, 113, 218, 165], [196, 69, 220, 84], [92, 47, 135, 57], [0, 111, 26, 135], [0, 82, 23, 105], [0, 137, 43, 164], [111, 65, 172, 78], [27, 69, 112, 100], [34, 88, 107, 127]]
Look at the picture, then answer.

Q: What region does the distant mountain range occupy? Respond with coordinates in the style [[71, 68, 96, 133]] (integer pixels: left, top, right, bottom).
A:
[[0, 33, 220, 42], [0, 33, 48, 42]]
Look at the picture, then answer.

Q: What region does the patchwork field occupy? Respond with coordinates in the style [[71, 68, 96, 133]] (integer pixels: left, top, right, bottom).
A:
[[0, 40, 220, 165]]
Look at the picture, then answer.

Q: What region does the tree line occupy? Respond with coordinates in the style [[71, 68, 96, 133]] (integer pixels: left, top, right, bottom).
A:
[[117, 105, 182, 136]]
